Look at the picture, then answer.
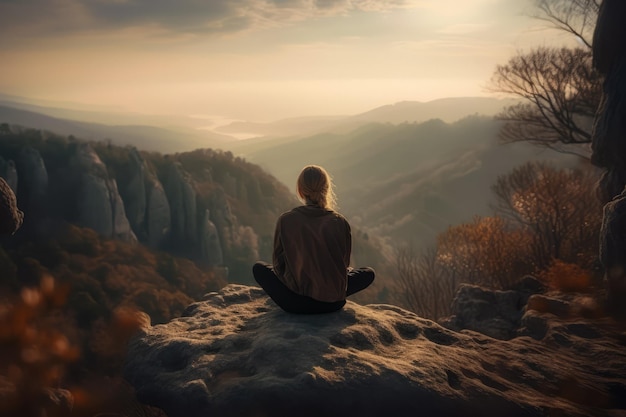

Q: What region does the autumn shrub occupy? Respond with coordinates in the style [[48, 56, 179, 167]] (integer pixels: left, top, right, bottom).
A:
[[437, 216, 534, 289], [0, 276, 79, 417], [395, 163, 603, 317], [539, 259, 594, 293], [492, 161, 602, 271], [0, 276, 162, 417]]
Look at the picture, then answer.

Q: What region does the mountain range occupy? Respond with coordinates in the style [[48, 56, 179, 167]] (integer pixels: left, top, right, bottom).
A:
[[231, 116, 582, 247], [0, 94, 580, 250]]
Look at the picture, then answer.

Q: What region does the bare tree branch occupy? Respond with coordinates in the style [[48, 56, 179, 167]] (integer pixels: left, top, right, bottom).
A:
[[489, 47, 602, 156]]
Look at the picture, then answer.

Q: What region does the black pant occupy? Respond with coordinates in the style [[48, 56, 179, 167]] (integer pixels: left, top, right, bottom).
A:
[[252, 262, 375, 314]]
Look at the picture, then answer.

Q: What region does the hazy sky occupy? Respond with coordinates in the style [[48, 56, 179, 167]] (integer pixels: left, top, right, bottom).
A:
[[0, 0, 578, 122]]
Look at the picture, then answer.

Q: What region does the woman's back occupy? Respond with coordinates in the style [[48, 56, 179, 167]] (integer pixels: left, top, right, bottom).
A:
[[273, 205, 351, 303]]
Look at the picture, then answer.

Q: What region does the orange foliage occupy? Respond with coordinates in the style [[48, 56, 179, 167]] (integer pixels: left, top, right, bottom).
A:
[[539, 259, 593, 293], [437, 216, 534, 288], [0, 222, 229, 416], [0, 276, 78, 417], [0, 276, 164, 417]]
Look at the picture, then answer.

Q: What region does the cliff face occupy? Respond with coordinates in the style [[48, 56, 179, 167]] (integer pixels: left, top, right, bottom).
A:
[[71, 143, 136, 242], [0, 156, 17, 193], [163, 160, 198, 248], [0, 131, 298, 276], [16, 146, 48, 216], [144, 171, 171, 249], [121, 148, 147, 239]]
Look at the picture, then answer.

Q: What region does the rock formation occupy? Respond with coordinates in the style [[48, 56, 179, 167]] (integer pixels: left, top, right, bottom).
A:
[[0, 177, 23, 235], [121, 148, 147, 240], [16, 146, 48, 215], [207, 187, 235, 253], [0, 157, 18, 193], [199, 209, 223, 266], [441, 276, 545, 340], [71, 143, 136, 242], [591, 0, 626, 316], [163, 160, 197, 247], [144, 172, 171, 249], [125, 285, 626, 417]]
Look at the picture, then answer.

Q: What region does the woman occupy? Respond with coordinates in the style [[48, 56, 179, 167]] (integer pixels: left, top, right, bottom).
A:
[[253, 165, 375, 313]]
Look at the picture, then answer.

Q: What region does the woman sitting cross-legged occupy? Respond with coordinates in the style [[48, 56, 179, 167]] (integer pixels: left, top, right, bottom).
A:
[[253, 165, 375, 314]]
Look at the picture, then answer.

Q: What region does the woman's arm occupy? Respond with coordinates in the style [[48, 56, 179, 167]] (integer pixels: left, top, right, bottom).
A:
[[272, 218, 286, 278]]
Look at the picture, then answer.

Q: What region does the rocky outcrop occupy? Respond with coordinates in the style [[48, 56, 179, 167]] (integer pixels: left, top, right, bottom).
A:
[[16, 146, 48, 213], [599, 190, 626, 315], [0, 157, 18, 193], [592, 0, 626, 316], [0, 177, 23, 235], [125, 285, 626, 417], [199, 209, 223, 266], [442, 276, 546, 340], [71, 143, 136, 242], [144, 172, 171, 249], [163, 161, 197, 247], [207, 187, 235, 253], [121, 148, 147, 239]]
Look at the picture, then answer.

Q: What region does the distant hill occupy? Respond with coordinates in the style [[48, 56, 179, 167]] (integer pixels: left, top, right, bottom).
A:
[[233, 115, 581, 247], [221, 97, 519, 140], [0, 92, 220, 131], [0, 105, 235, 153]]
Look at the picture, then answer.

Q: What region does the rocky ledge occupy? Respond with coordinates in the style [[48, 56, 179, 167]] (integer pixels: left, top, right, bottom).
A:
[[124, 285, 626, 417]]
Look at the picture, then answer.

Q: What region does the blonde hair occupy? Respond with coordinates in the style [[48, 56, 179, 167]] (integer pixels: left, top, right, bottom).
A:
[[296, 165, 337, 210]]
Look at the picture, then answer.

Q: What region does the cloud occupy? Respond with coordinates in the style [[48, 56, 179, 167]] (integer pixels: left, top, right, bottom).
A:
[[0, 0, 418, 38]]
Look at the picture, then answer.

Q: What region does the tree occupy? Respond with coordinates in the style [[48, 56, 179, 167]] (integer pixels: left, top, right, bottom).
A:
[[436, 216, 533, 289], [533, 0, 601, 47], [489, 0, 603, 157], [394, 245, 457, 319], [492, 162, 602, 269]]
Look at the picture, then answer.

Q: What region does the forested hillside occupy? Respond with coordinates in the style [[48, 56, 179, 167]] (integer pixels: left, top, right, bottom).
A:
[[236, 116, 582, 246]]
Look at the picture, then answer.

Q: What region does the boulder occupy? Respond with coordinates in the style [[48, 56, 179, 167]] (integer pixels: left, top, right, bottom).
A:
[[0, 157, 18, 193], [442, 277, 547, 340], [0, 177, 23, 235], [124, 285, 626, 417]]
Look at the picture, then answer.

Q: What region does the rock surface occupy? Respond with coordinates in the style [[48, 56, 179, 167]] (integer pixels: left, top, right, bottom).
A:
[[121, 148, 147, 239], [71, 143, 136, 242], [600, 188, 626, 316], [163, 161, 197, 247], [199, 209, 223, 266], [0, 177, 23, 235], [0, 157, 18, 193], [125, 285, 626, 417], [144, 172, 171, 249], [592, 0, 626, 316], [443, 277, 546, 340], [16, 146, 48, 213]]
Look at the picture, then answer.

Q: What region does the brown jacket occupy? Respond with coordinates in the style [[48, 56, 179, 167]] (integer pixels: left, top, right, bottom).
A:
[[273, 205, 351, 303]]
